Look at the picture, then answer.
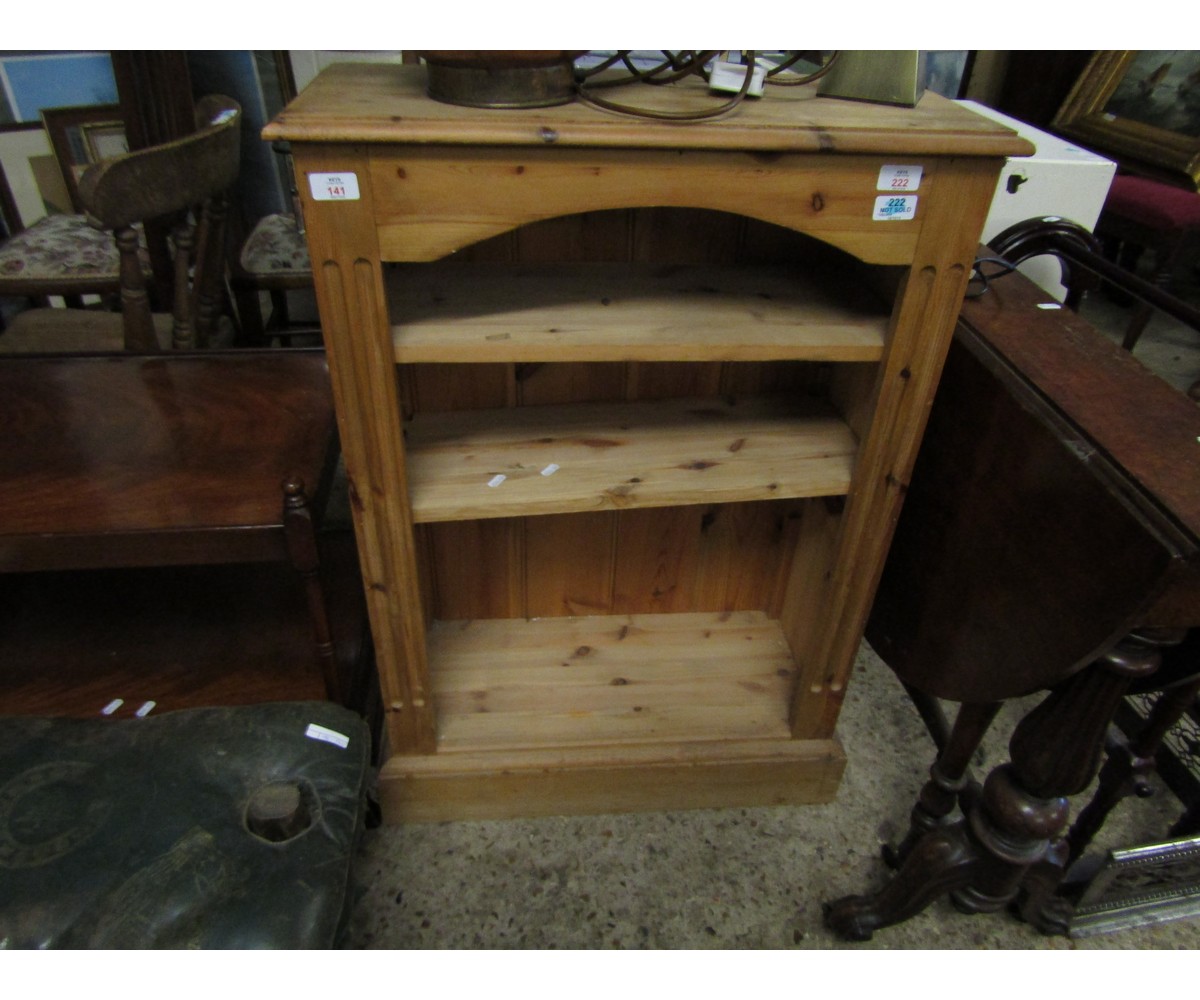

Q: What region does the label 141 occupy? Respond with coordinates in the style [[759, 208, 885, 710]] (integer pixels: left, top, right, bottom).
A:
[[309, 172, 361, 201]]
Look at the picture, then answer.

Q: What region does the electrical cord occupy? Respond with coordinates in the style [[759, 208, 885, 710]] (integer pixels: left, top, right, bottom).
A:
[[576, 51, 719, 89], [763, 51, 839, 86], [966, 255, 1019, 298], [574, 51, 840, 122]]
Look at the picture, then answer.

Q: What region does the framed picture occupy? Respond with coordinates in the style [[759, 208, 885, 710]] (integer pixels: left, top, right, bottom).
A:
[[1053, 51, 1200, 190], [82, 122, 128, 163], [0, 123, 62, 227], [40, 104, 126, 213], [0, 52, 119, 125]]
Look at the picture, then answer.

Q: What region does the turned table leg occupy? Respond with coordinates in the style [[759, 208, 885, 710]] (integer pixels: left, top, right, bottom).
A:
[[825, 629, 1182, 941], [1014, 629, 1189, 932], [283, 477, 343, 705], [883, 700, 1002, 869]]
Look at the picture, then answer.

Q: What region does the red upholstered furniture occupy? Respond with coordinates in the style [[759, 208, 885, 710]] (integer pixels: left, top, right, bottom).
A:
[[1097, 173, 1200, 351]]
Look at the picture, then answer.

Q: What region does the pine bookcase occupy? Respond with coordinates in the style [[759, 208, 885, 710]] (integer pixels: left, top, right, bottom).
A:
[[265, 63, 1031, 821]]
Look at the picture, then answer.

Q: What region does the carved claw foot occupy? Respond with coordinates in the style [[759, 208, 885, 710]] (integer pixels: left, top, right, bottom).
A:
[[823, 896, 881, 942], [823, 825, 980, 941], [1015, 893, 1074, 936]]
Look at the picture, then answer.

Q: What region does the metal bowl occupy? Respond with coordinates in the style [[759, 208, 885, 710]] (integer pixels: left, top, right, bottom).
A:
[[419, 51, 585, 109]]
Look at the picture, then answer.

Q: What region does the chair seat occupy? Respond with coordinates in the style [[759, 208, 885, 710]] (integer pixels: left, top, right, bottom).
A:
[[1104, 175, 1200, 232], [0, 214, 150, 294], [0, 306, 234, 353], [238, 212, 311, 278]]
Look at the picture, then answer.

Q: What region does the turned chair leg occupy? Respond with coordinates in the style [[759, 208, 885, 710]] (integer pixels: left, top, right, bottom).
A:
[[1121, 229, 1189, 352], [234, 283, 268, 345], [1064, 673, 1200, 866]]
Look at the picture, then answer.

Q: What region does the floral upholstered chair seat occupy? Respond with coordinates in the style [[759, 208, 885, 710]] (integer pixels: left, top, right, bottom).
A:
[[0, 213, 150, 290], [238, 212, 310, 278], [233, 212, 313, 342]]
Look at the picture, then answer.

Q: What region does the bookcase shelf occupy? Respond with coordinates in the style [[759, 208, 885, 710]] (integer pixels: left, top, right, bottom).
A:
[[405, 393, 856, 523], [429, 611, 795, 752], [389, 262, 890, 364]]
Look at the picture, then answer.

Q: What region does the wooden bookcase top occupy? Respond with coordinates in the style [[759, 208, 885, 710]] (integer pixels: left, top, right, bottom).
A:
[[265, 63, 1035, 159]]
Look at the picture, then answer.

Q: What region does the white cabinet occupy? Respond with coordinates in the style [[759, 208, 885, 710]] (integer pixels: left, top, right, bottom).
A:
[[960, 100, 1116, 301]]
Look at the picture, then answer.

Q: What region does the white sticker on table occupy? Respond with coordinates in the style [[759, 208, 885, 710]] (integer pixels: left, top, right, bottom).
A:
[[877, 164, 923, 191], [873, 195, 918, 221], [308, 172, 361, 201]]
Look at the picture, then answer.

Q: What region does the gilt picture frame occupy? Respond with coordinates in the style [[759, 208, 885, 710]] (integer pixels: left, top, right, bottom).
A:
[[1052, 51, 1200, 190]]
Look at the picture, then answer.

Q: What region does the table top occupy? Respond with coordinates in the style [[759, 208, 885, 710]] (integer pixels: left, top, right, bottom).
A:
[[958, 269, 1200, 549], [265, 63, 1034, 158], [870, 265, 1200, 700], [0, 350, 335, 547]]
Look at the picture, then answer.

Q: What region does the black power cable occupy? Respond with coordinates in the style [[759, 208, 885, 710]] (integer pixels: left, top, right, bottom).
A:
[[574, 51, 840, 123]]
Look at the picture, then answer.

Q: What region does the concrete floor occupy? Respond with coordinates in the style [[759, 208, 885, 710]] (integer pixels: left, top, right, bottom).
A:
[[341, 259, 1200, 951]]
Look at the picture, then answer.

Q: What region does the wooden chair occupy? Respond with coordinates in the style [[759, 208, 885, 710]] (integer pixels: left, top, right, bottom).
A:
[[1095, 173, 1200, 352], [0, 95, 241, 354], [228, 51, 423, 343], [0, 106, 145, 325], [991, 213, 1200, 400], [0, 197, 135, 325], [229, 141, 314, 343]]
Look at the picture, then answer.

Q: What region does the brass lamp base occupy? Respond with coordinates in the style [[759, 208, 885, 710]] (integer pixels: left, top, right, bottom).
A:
[[420, 51, 583, 109]]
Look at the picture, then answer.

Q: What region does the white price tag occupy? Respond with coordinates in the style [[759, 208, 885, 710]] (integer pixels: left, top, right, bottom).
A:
[[305, 723, 350, 749], [873, 195, 918, 221], [877, 164, 923, 192], [709, 60, 766, 97], [308, 172, 360, 201]]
